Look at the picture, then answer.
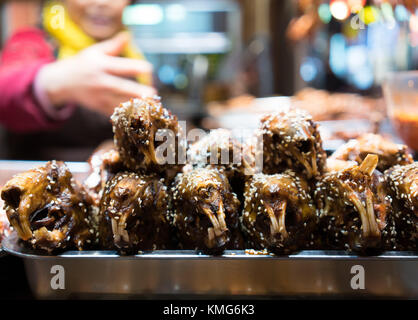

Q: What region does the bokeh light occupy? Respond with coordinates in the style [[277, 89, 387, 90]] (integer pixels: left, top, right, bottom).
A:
[[329, 33, 347, 77], [395, 4, 410, 22], [173, 74, 188, 89], [318, 4, 332, 24], [158, 65, 176, 85], [300, 57, 318, 82], [359, 6, 380, 25], [330, 0, 350, 21], [166, 4, 187, 22], [381, 2, 396, 28], [123, 4, 164, 25], [410, 14, 418, 33], [347, 0, 366, 14]]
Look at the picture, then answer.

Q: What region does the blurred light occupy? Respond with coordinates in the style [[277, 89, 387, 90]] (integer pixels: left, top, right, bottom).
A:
[[347, 0, 366, 13], [330, 0, 350, 21], [166, 4, 187, 22], [359, 6, 380, 25], [351, 68, 374, 89], [123, 4, 163, 25], [395, 5, 409, 22], [410, 33, 418, 47], [318, 4, 332, 24], [347, 45, 367, 71], [381, 2, 396, 28], [410, 14, 418, 33], [300, 57, 318, 82], [173, 74, 188, 89], [381, 2, 394, 19], [158, 65, 176, 84], [329, 33, 347, 77], [346, 45, 373, 90]]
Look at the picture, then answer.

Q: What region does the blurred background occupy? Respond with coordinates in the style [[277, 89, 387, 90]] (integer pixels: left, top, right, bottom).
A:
[[0, 0, 417, 160]]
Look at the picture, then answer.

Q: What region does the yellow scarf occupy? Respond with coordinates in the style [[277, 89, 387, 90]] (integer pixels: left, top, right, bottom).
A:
[[43, 1, 151, 85]]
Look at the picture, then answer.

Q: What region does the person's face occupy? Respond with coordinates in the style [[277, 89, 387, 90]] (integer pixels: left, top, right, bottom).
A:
[[65, 0, 130, 40]]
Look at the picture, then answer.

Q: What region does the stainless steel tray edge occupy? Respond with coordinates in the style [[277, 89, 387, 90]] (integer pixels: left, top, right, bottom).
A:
[[2, 234, 418, 299]]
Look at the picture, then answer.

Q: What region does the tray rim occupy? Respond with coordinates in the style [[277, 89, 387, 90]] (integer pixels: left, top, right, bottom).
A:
[[3, 232, 418, 261]]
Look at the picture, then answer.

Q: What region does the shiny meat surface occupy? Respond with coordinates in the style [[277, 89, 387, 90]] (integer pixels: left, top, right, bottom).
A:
[[1, 161, 92, 252], [385, 163, 418, 250], [99, 172, 171, 254], [185, 128, 255, 202], [315, 155, 392, 252], [0, 198, 11, 242], [186, 128, 254, 176], [325, 158, 357, 173], [84, 145, 126, 206], [259, 109, 326, 178], [111, 97, 183, 178], [331, 133, 413, 172], [242, 171, 317, 254], [171, 167, 241, 253]]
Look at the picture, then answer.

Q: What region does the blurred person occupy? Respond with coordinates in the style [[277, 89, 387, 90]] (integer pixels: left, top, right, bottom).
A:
[[0, 0, 155, 160]]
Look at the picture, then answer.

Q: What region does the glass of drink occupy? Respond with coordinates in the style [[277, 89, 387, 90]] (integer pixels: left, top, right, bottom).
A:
[[383, 71, 418, 151]]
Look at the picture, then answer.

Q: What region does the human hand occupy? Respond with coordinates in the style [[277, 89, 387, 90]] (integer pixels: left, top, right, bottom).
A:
[[37, 32, 156, 116]]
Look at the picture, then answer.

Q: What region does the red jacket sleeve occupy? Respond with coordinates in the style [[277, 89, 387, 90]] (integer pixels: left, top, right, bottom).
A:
[[0, 28, 73, 132]]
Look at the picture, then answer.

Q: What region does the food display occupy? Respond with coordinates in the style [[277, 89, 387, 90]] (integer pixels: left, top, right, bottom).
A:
[[0, 0, 416, 302], [316, 155, 392, 253], [171, 167, 241, 253], [83, 143, 126, 206], [385, 163, 418, 250], [1, 97, 417, 255], [330, 133, 414, 172], [291, 88, 385, 123], [186, 128, 254, 198], [111, 97, 183, 180], [242, 171, 317, 254], [207, 89, 385, 123], [186, 128, 253, 178], [98, 172, 171, 254], [1, 161, 93, 252], [259, 109, 326, 178]]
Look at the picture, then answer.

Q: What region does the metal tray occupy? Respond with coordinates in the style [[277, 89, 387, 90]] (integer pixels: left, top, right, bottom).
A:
[[1, 161, 417, 299], [2, 233, 418, 299]]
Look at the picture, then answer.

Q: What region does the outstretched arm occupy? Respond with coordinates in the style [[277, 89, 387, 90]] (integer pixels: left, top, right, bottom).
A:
[[0, 28, 75, 132]]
